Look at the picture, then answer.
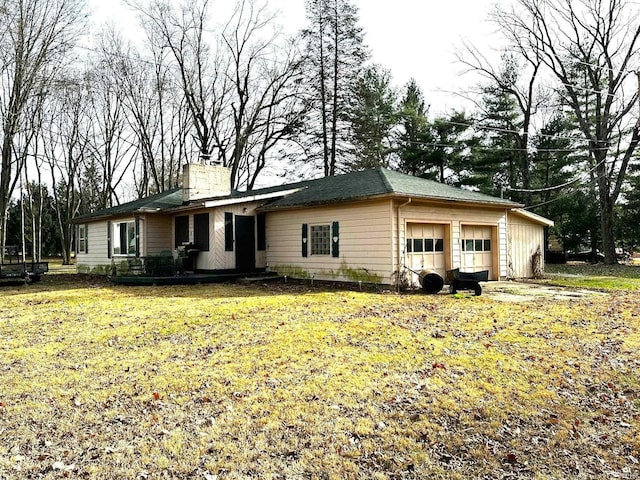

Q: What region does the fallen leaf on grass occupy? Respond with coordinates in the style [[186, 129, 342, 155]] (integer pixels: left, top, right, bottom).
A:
[[52, 461, 75, 471]]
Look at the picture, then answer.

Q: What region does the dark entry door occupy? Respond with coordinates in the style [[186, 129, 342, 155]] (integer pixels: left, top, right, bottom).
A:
[[235, 215, 255, 273]]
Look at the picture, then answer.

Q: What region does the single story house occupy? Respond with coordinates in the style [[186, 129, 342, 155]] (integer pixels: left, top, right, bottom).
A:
[[72, 163, 553, 286]]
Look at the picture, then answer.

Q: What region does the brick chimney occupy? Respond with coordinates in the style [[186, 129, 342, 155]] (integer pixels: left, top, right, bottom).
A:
[[182, 163, 232, 202]]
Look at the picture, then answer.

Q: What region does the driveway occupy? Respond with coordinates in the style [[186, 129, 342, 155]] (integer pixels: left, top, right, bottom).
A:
[[481, 280, 605, 302]]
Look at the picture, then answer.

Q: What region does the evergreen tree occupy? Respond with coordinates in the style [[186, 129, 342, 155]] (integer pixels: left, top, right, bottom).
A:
[[348, 64, 397, 170], [302, 0, 368, 176], [396, 80, 431, 176], [470, 81, 524, 200], [396, 80, 474, 184], [617, 169, 640, 253], [424, 111, 474, 186], [528, 114, 597, 257]]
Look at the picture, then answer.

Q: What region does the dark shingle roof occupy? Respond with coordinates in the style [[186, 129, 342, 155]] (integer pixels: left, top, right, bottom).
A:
[[72, 188, 184, 222], [74, 168, 520, 223], [260, 168, 521, 209]]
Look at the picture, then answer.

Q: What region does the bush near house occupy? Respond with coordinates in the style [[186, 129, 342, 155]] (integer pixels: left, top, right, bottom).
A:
[[1, 276, 639, 479]]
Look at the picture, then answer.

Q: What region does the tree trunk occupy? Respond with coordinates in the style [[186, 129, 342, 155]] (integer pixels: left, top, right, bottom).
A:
[[596, 168, 617, 265]]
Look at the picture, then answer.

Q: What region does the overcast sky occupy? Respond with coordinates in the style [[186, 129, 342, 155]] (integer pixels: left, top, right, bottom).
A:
[[89, 0, 505, 115]]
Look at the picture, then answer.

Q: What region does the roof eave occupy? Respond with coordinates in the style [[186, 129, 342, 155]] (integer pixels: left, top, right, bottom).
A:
[[71, 207, 170, 224], [510, 208, 555, 227], [392, 193, 523, 209], [259, 192, 522, 211]]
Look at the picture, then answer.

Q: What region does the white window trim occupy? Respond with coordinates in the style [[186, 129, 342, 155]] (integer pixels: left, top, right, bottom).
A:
[[112, 219, 137, 257], [310, 224, 331, 256], [78, 225, 87, 253]]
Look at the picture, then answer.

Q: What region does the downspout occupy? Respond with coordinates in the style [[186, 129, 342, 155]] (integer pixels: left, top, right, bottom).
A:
[[504, 208, 510, 280], [396, 198, 412, 281]]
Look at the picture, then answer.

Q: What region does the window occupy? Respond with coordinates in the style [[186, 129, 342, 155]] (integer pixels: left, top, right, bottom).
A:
[[406, 236, 444, 254], [175, 216, 189, 248], [113, 221, 137, 256], [310, 224, 331, 255], [194, 213, 209, 251], [78, 224, 88, 254], [461, 238, 491, 252]]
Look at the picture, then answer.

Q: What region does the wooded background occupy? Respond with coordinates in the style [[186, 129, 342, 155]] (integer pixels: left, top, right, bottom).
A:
[[1, 0, 639, 264]]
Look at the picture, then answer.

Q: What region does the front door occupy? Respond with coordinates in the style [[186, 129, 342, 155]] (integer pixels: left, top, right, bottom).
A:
[[235, 215, 255, 273]]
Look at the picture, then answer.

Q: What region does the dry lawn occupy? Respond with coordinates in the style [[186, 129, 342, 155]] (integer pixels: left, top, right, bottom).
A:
[[1, 275, 639, 479]]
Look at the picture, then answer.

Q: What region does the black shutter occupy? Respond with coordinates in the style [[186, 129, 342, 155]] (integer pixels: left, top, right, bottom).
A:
[[135, 217, 140, 258], [174, 216, 189, 248], [194, 213, 210, 251], [224, 212, 234, 251], [301, 223, 308, 258], [332, 221, 339, 258], [84, 224, 89, 254], [107, 221, 112, 258], [257, 213, 266, 251], [119, 222, 127, 255]]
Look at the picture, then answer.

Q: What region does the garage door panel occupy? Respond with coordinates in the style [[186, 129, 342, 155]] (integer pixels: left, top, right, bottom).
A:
[[461, 225, 494, 279], [406, 222, 447, 282]]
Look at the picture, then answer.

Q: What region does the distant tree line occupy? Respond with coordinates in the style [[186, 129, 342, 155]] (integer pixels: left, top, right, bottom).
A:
[[0, 0, 638, 264]]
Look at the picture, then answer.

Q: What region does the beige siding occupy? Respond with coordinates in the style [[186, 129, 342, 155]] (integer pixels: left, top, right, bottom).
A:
[[266, 200, 394, 283], [78, 214, 171, 273], [180, 202, 266, 271], [144, 216, 172, 255], [508, 212, 546, 278], [266, 199, 512, 286], [76, 220, 109, 271]]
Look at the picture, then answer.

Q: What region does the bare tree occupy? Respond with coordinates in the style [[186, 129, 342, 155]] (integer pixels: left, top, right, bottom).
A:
[[219, 1, 306, 189], [0, 0, 86, 260], [458, 45, 546, 201], [127, 0, 305, 190], [497, 0, 640, 263], [97, 27, 191, 197], [41, 76, 93, 265], [128, 0, 223, 166], [86, 38, 138, 208]]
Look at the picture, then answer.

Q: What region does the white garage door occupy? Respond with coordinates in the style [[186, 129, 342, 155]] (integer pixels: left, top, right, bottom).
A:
[[406, 223, 446, 281], [461, 225, 493, 279]]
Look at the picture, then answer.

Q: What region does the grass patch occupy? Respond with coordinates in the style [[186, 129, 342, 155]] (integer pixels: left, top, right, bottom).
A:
[[544, 263, 640, 290], [1, 276, 639, 478]]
